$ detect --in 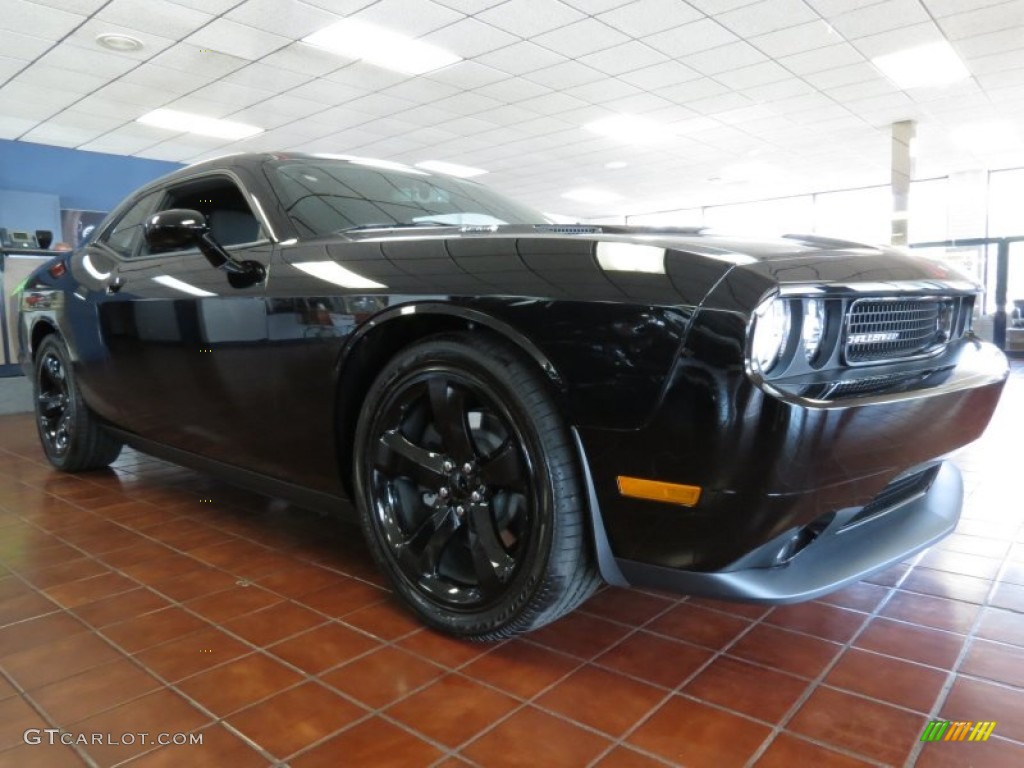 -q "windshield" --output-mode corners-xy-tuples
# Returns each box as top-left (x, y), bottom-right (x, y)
(265, 158), (548, 237)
